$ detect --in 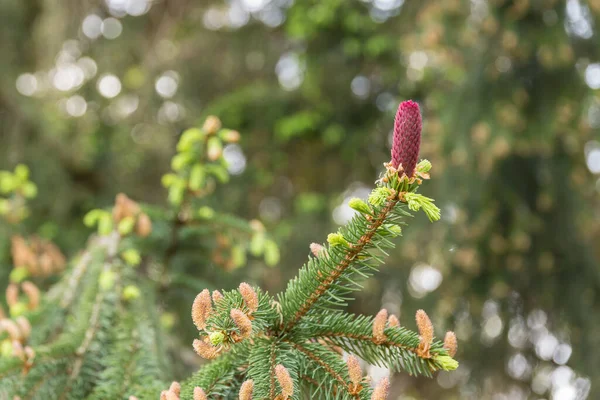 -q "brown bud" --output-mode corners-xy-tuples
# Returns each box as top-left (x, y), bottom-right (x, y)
(24, 346), (34, 362)
(11, 236), (29, 268)
(24, 246), (39, 273)
(275, 364), (294, 398)
(12, 340), (24, 360)
(416, 309), (433, 358)
(113, 193), (127, 222)
(309, 243), (324, 257)
(135, 213), (152, 237)
(230, 309), (252, 339)
(15, 317), (31, 340)
(371, 377), (390, 400)
(387, 315), (400, 328)
(46, 241), (66, 271)
(126, 199), (141, 217)
(249, 220), (265, 232)
(192, 289), (213, 331)
(372, 309), (388, 343)
(239, 379), (254, 400)
(346, 355), (362, 387)
(22, 345), (35, 373)
(239, 283), (258, 313)
(192, 339), (218, 359)
(6, 284), (19, 307)
(21, 281), (40, 310)
(203, 116), (222, 134)
(443, 331), (458, 357)
(223, 130), (240, 143)
(194, 387), (208, 400)
(169, 382), (181, 396)
(39, 254), (53, 275)
(160, 391), (178, 400)
(114, 193), (140, 222)
(212, 290), (224, 304)
(0, 319), (22, 341)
